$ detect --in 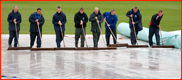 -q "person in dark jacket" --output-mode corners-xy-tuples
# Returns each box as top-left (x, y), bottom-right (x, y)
(52, 6), (67, 48)
(103, 9), (118, 46)
(149, 10), (163, 46)
(74, 7), (88, 47)
(7, 6), (22, 47)
(126, 6), (143, 45)
(89, 7), (103, 47)
(29, 8), (45, 48)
